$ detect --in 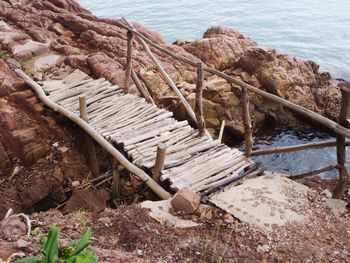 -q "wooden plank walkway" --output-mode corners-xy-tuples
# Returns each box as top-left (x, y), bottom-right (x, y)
(42, 70), (252, 195)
